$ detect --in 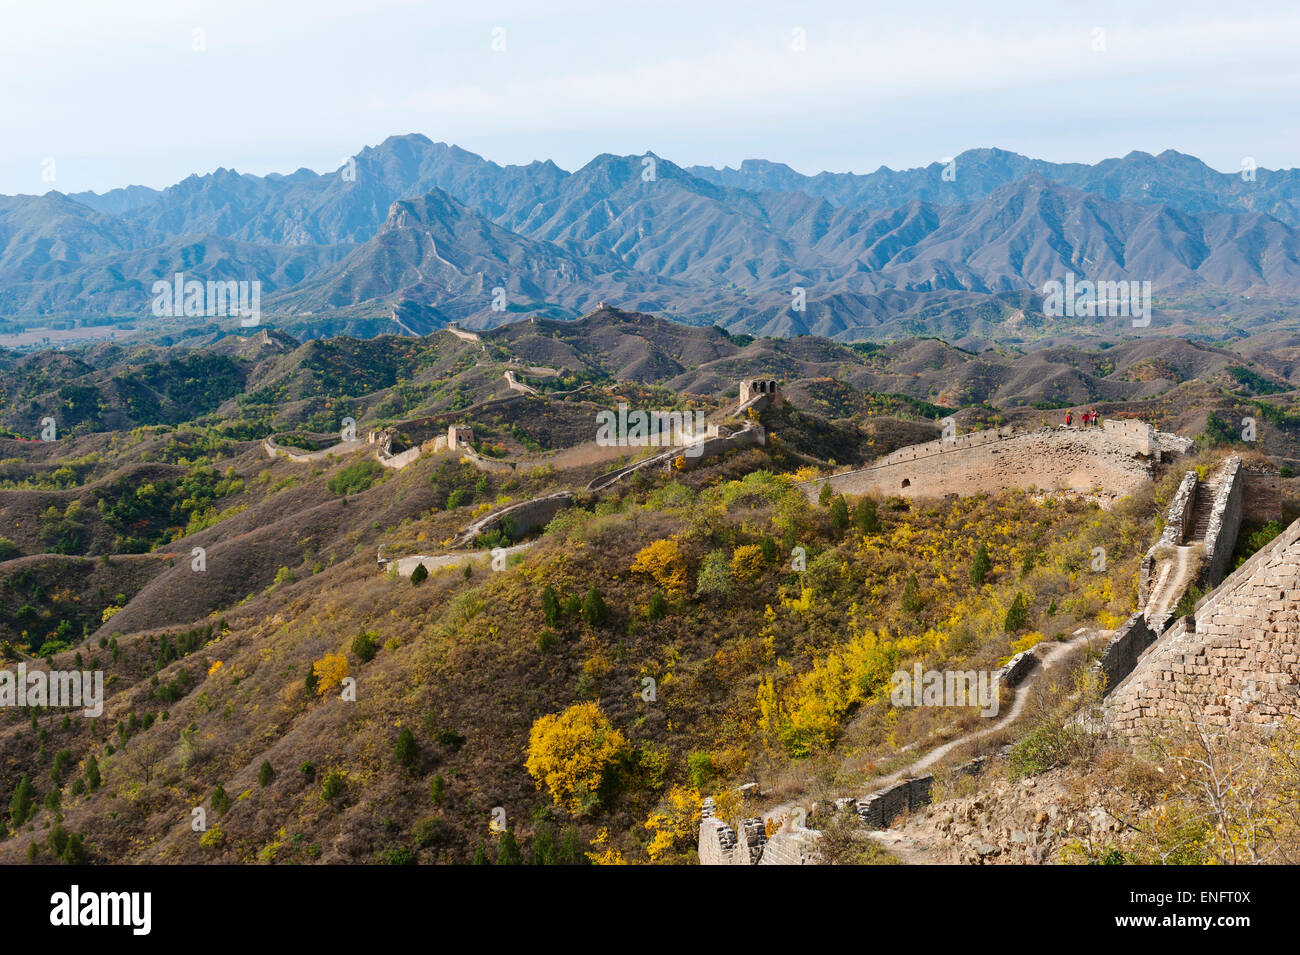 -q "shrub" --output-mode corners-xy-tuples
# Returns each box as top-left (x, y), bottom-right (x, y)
(350, 630), (378, 663)
(730, 544), (766, 581)
(541, 585), (561, 626)
(430, 774), (445, 805)
(312, 653), (349, 695)
(395, 727), (418, 769)
(970, 543), (991, 586)
(901, 575), (924, 614)
(580, 586), (607, 626)
(630, 539), (688, 595)
(495, 830), (522, 865)
(327, 459), (384, 496)
(412, 816), (447, 848)
(9, 774), (33, 828)
(647, 591), (668, 621)
(829, 496), (850, 531)
(257, 760), (275, 787)
(320, 769), (346, 801)
(687, 751), (714, 788)
(694, 550), (731, 597)
(1008, 722), (1089, 778)
(853, 498), (880, 534)
(409, 563), (429, 585)
(211, 785), (231, 815)
(445, 488), (471, 509)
